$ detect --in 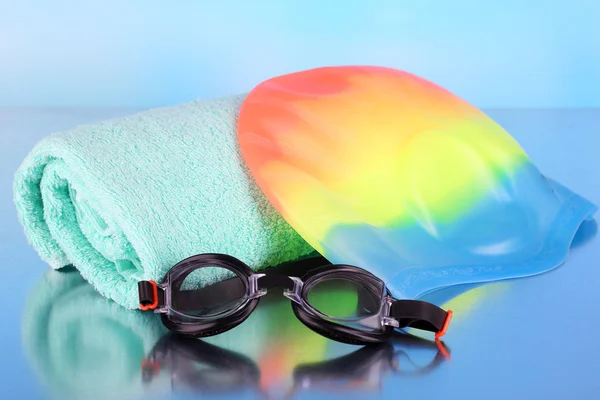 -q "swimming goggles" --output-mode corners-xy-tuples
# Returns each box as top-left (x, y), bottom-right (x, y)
(138, 254), (453, 345)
